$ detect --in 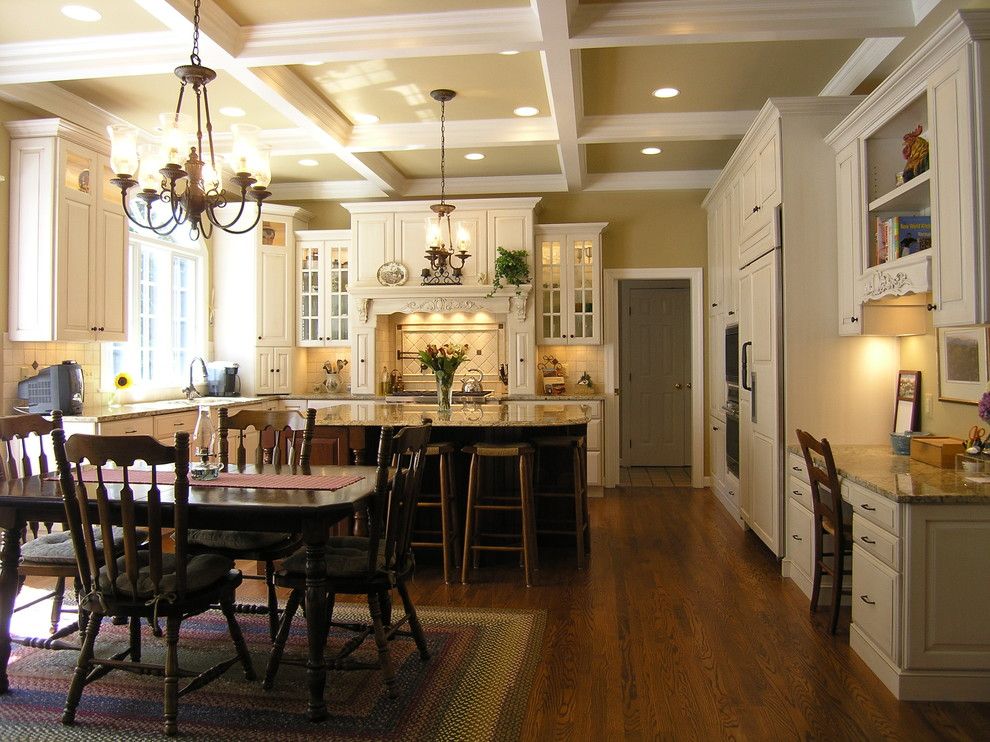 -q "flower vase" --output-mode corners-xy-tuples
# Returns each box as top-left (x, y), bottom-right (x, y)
(107, 391), (121, 409)
(435, 371), (455, 412)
